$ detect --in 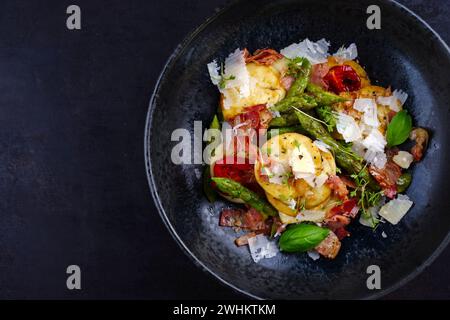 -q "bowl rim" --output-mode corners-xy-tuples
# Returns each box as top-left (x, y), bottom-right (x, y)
(144, 0), (450, 300)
